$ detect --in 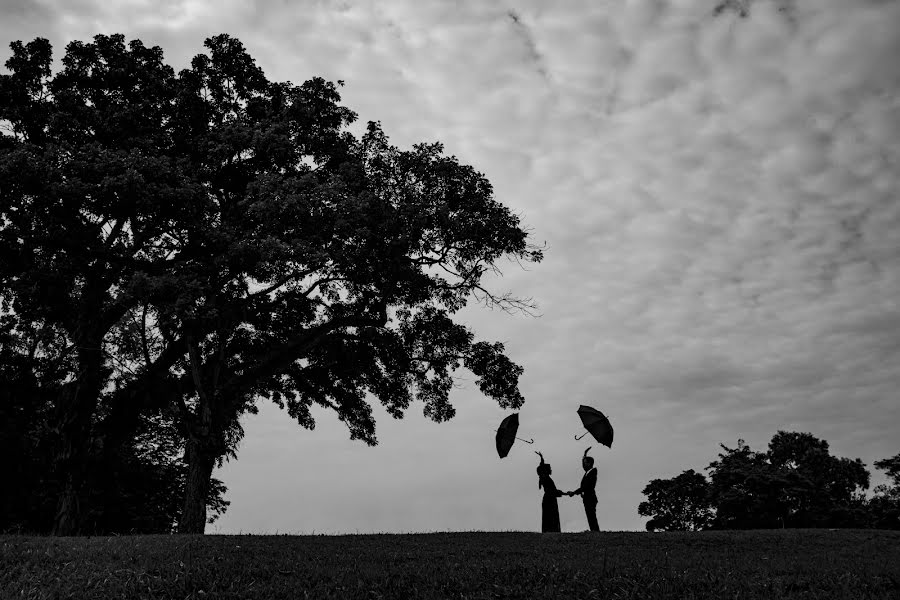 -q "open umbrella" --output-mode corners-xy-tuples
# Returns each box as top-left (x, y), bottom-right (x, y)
(495, 413), (534, 458)
(574, 405), (613, 448)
